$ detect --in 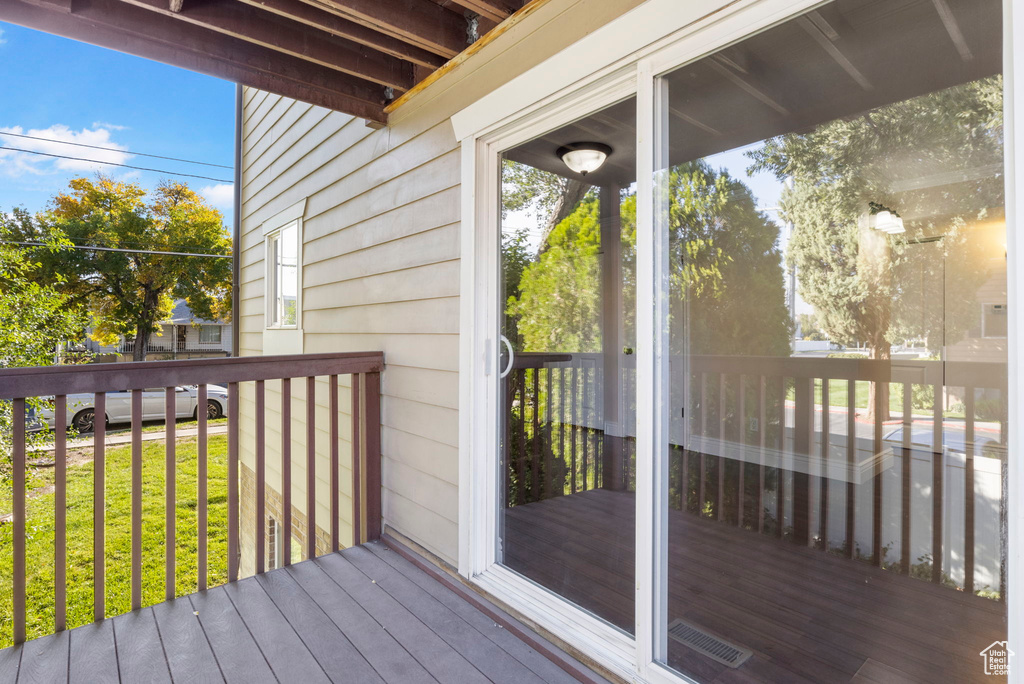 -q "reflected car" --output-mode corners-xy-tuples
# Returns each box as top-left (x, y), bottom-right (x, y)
(33, 385), (230, 433)
(883, 425), (1003, 457)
